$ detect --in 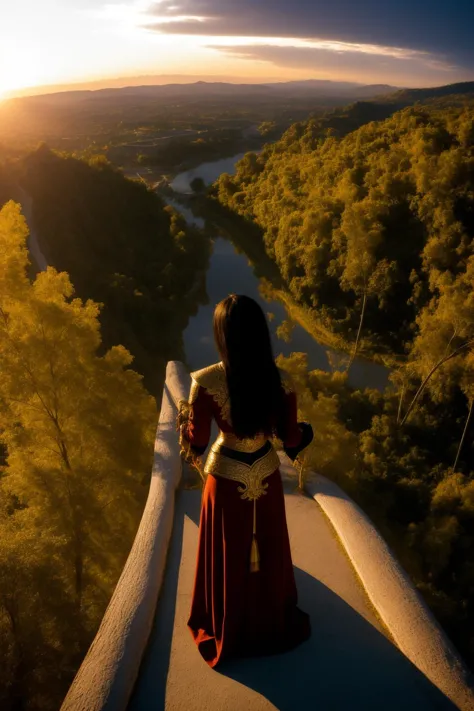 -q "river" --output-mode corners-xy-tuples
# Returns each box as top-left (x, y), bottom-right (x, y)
(171, 155), (390, 391)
